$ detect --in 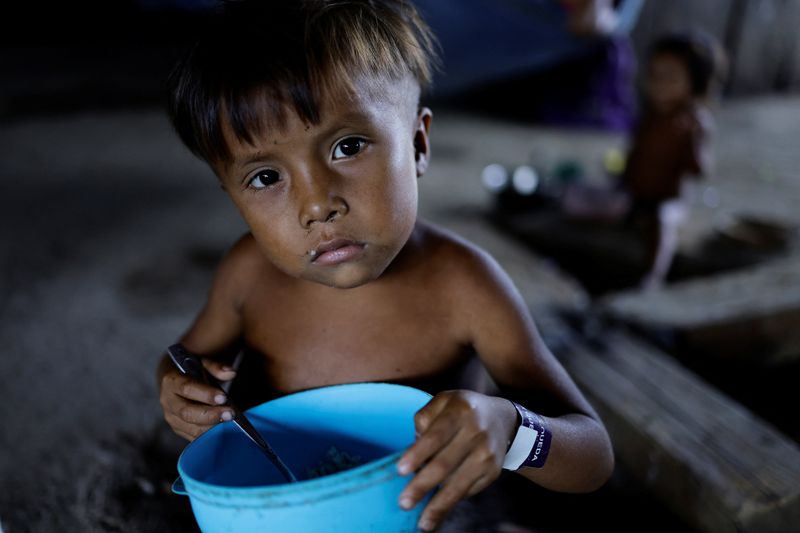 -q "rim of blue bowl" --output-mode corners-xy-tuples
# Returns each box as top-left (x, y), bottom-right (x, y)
(177, 382), (430, 502)
(179, 450), (408, 506)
